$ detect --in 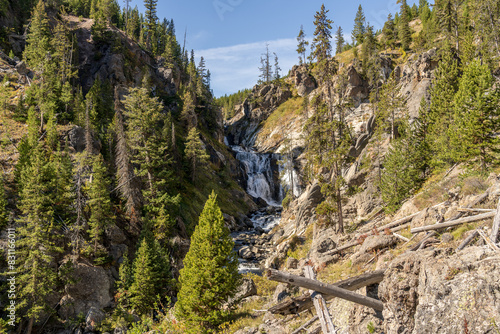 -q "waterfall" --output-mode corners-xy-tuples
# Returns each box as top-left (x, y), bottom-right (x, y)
(232, 146), (282, 206)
